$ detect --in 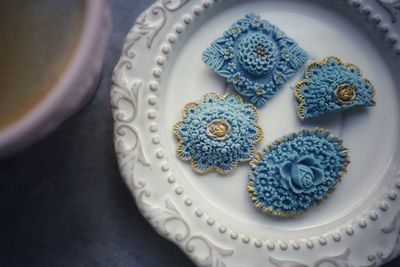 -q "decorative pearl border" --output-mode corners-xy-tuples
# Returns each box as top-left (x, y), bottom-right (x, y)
(140, 0), (400, 252)
(347, 0), (400, 55)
